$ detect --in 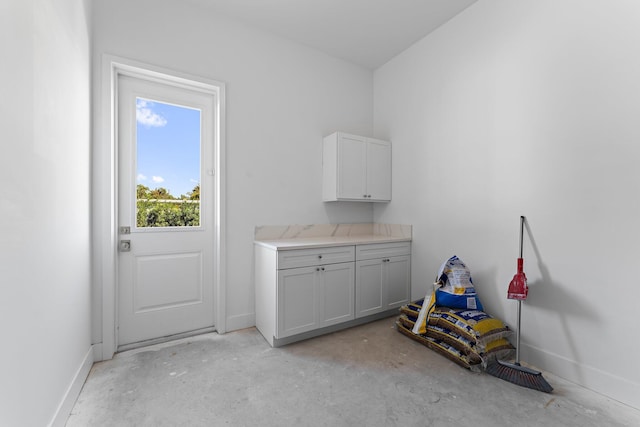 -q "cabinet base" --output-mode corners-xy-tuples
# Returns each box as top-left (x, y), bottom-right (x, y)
(260, 308), (401, 348)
